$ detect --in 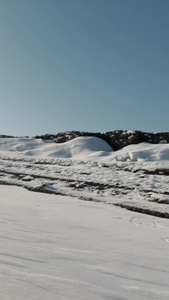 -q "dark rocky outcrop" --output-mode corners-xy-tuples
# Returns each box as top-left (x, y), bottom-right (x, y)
(35, 130), (169, 151)
(0, 134), (14, 138)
